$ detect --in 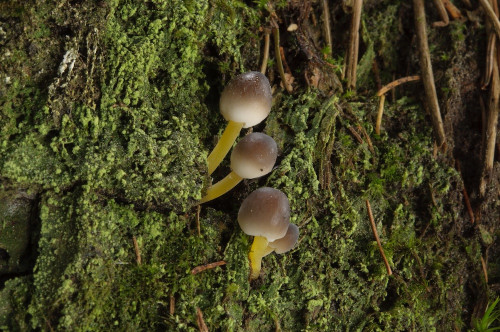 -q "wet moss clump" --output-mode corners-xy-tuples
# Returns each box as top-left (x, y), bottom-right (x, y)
(0, 0), (495, 331)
